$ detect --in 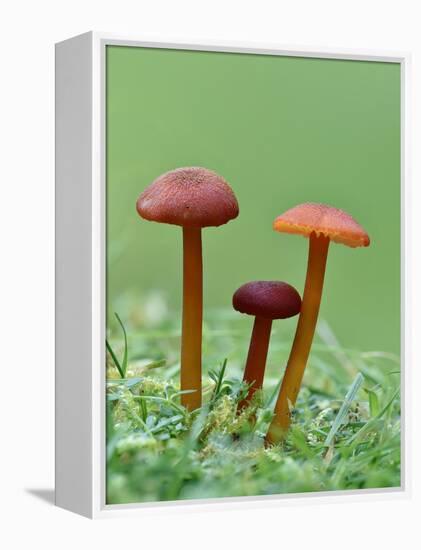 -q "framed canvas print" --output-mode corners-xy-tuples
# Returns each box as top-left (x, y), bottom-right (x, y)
(55, 32), (409, 518)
